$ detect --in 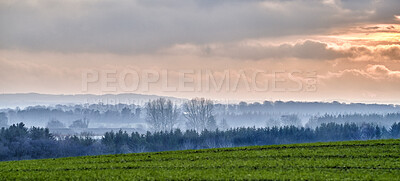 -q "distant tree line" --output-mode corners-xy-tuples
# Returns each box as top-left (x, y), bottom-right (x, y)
(2, 100), (400, 129)
(0, 123), (101, 161)
(101, 122), (396, 154)
(306, 113), (400, 128)
(1, 121), (400, 161)
(1, 104), (141, 128)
